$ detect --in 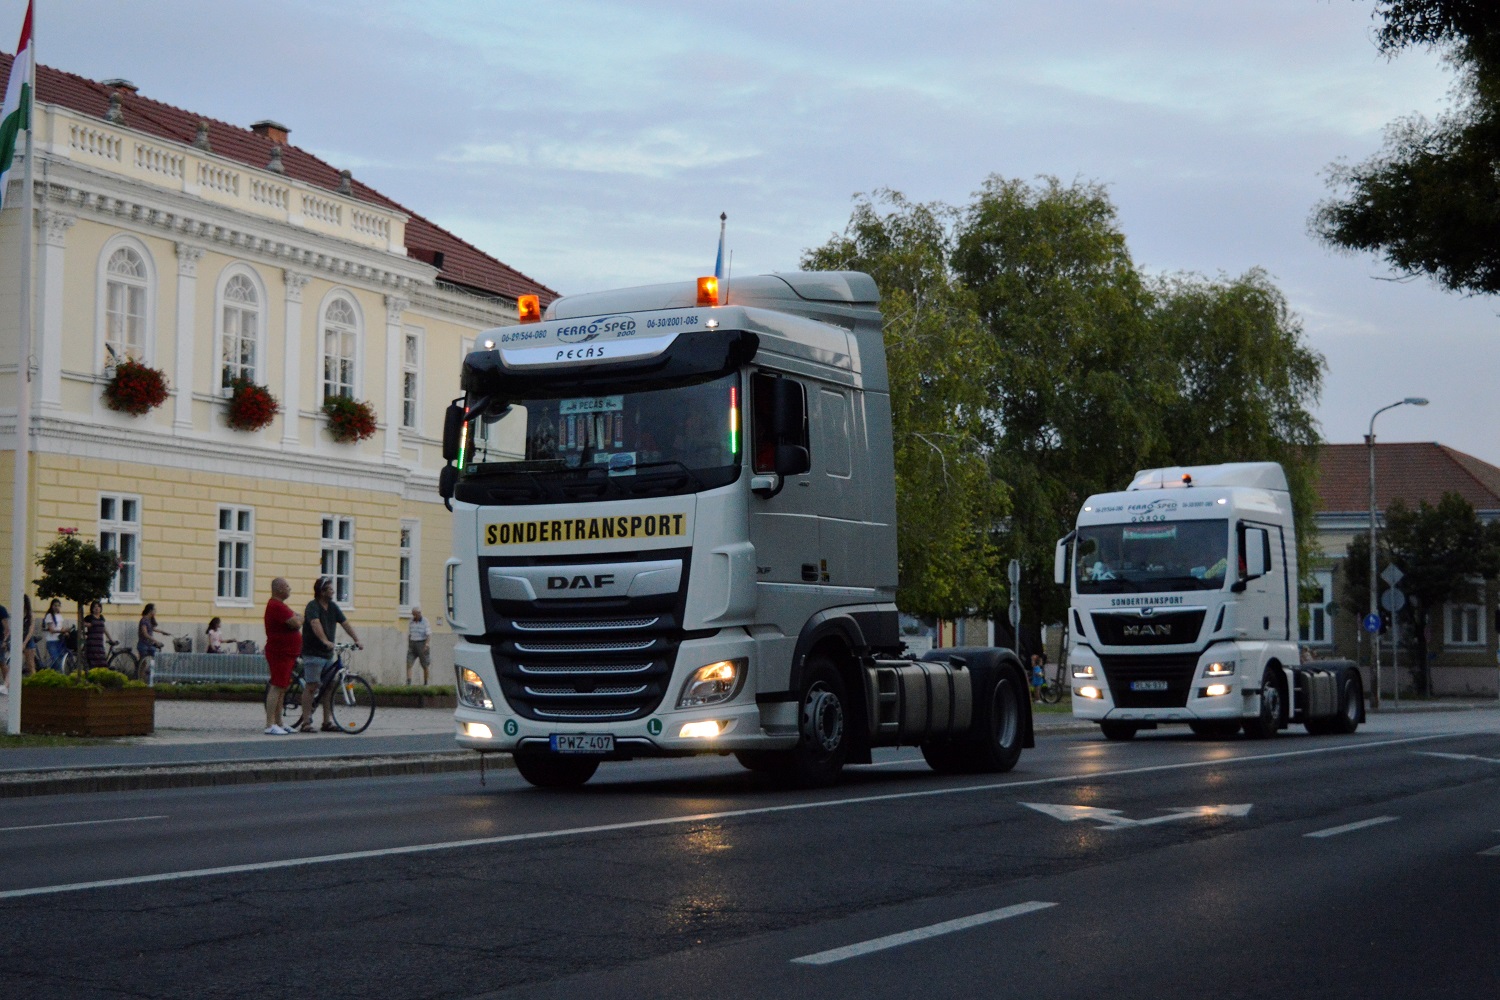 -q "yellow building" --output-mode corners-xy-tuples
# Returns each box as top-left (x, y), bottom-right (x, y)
(0, 61), (555, 681)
